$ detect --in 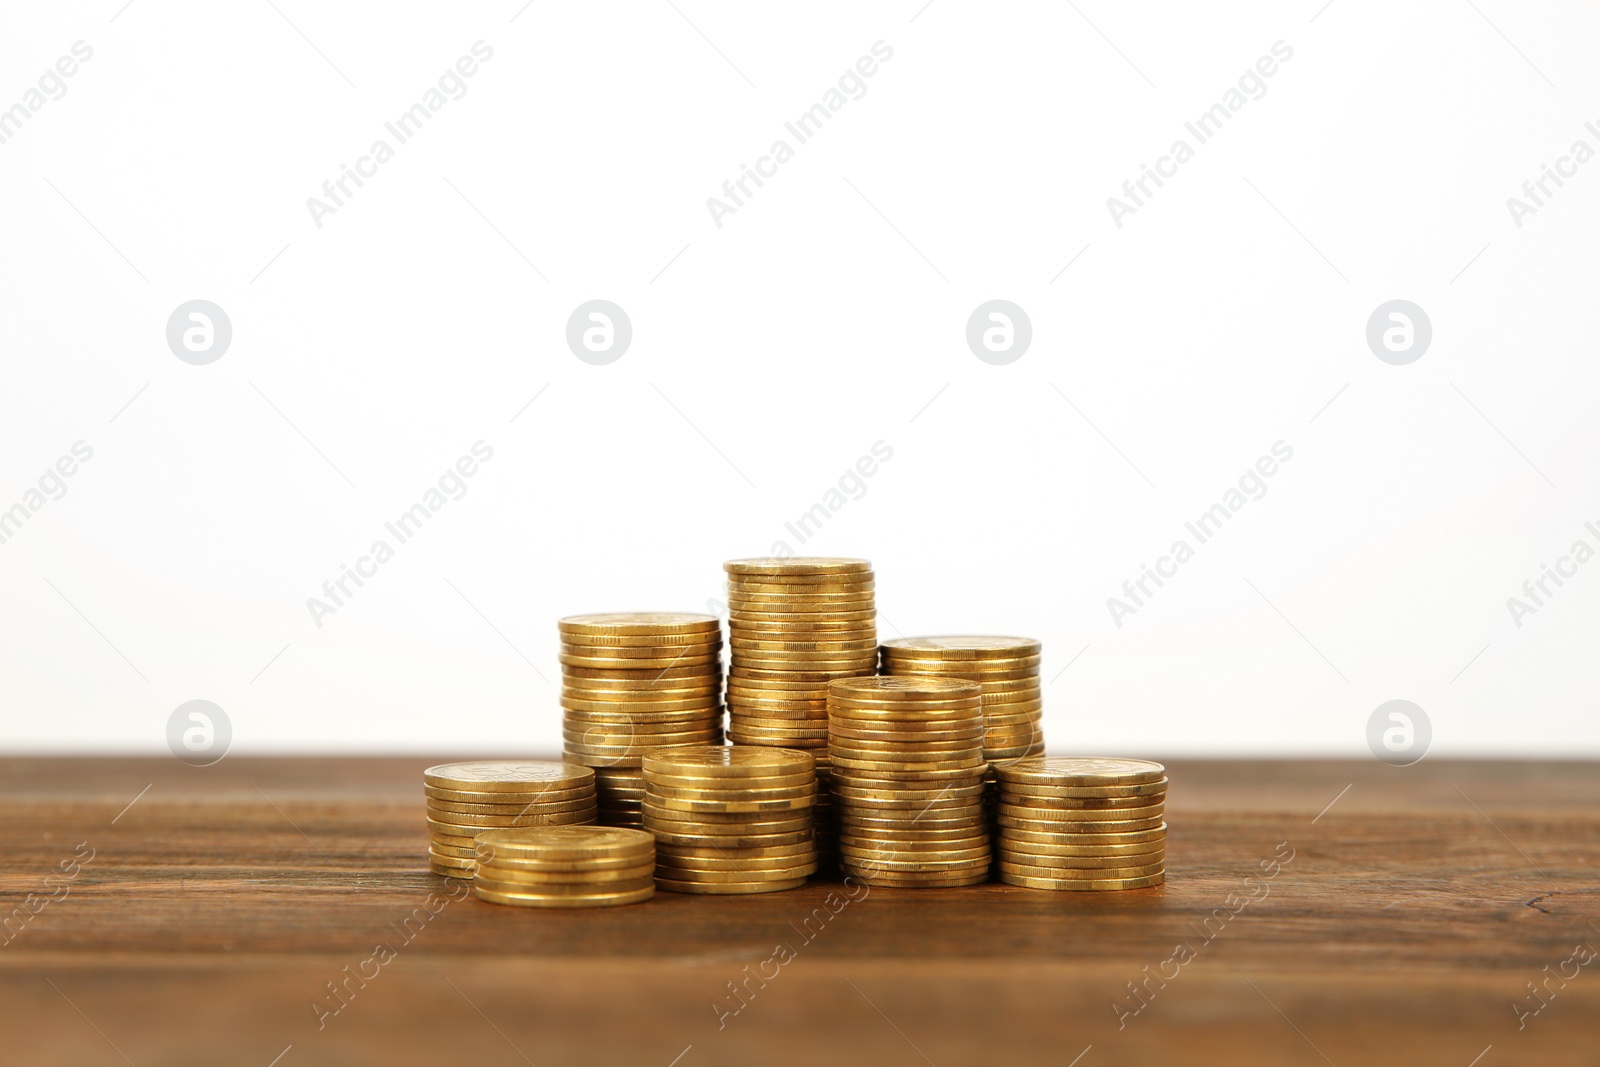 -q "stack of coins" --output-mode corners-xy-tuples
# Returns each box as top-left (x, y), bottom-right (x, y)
(880, 637), (1045, 762)
(827, 677), (991, 887)
(724, 557), (878, 865)
(422, 761), (597, 878)
(559, 613), (725, 827)
(641, 746), (818, 894)
(472, 826), (656, 908)
(994, 757), (1167, 891)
